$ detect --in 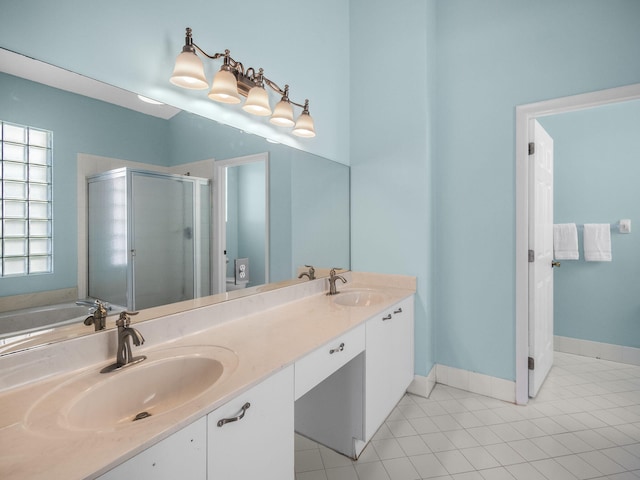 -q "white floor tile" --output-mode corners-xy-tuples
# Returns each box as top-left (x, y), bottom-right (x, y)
(396, 435), (430, 457)
(459, 446), (501, 470)
(319, 446), (353, 469)
(296, 449), (325, 473)
(443, 429), (480, 449)
(354, 460), (391, 480)
(478, 466), (516, 480)
(373, 438), (407, 460)
(507, 438), (549, 461)
(505, 462), (548, 480)
(530, 435), (573, 457)
(530, 458), (579, 480)
(554, 453), (604, 479)
(408, 453), (449, 478)
(294, 353), (640, 480)
(325, 465), (358, 480)
(578, 450), (627, 476)
(297, 469), (329, 480)
(408, 416), (441, 434)
(483, 443), (526, 466)
(434, 450), (475, 475)
(381, 457), (421, 480)
(465, 426), (503, 446)
(421, 432), (458, 452)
